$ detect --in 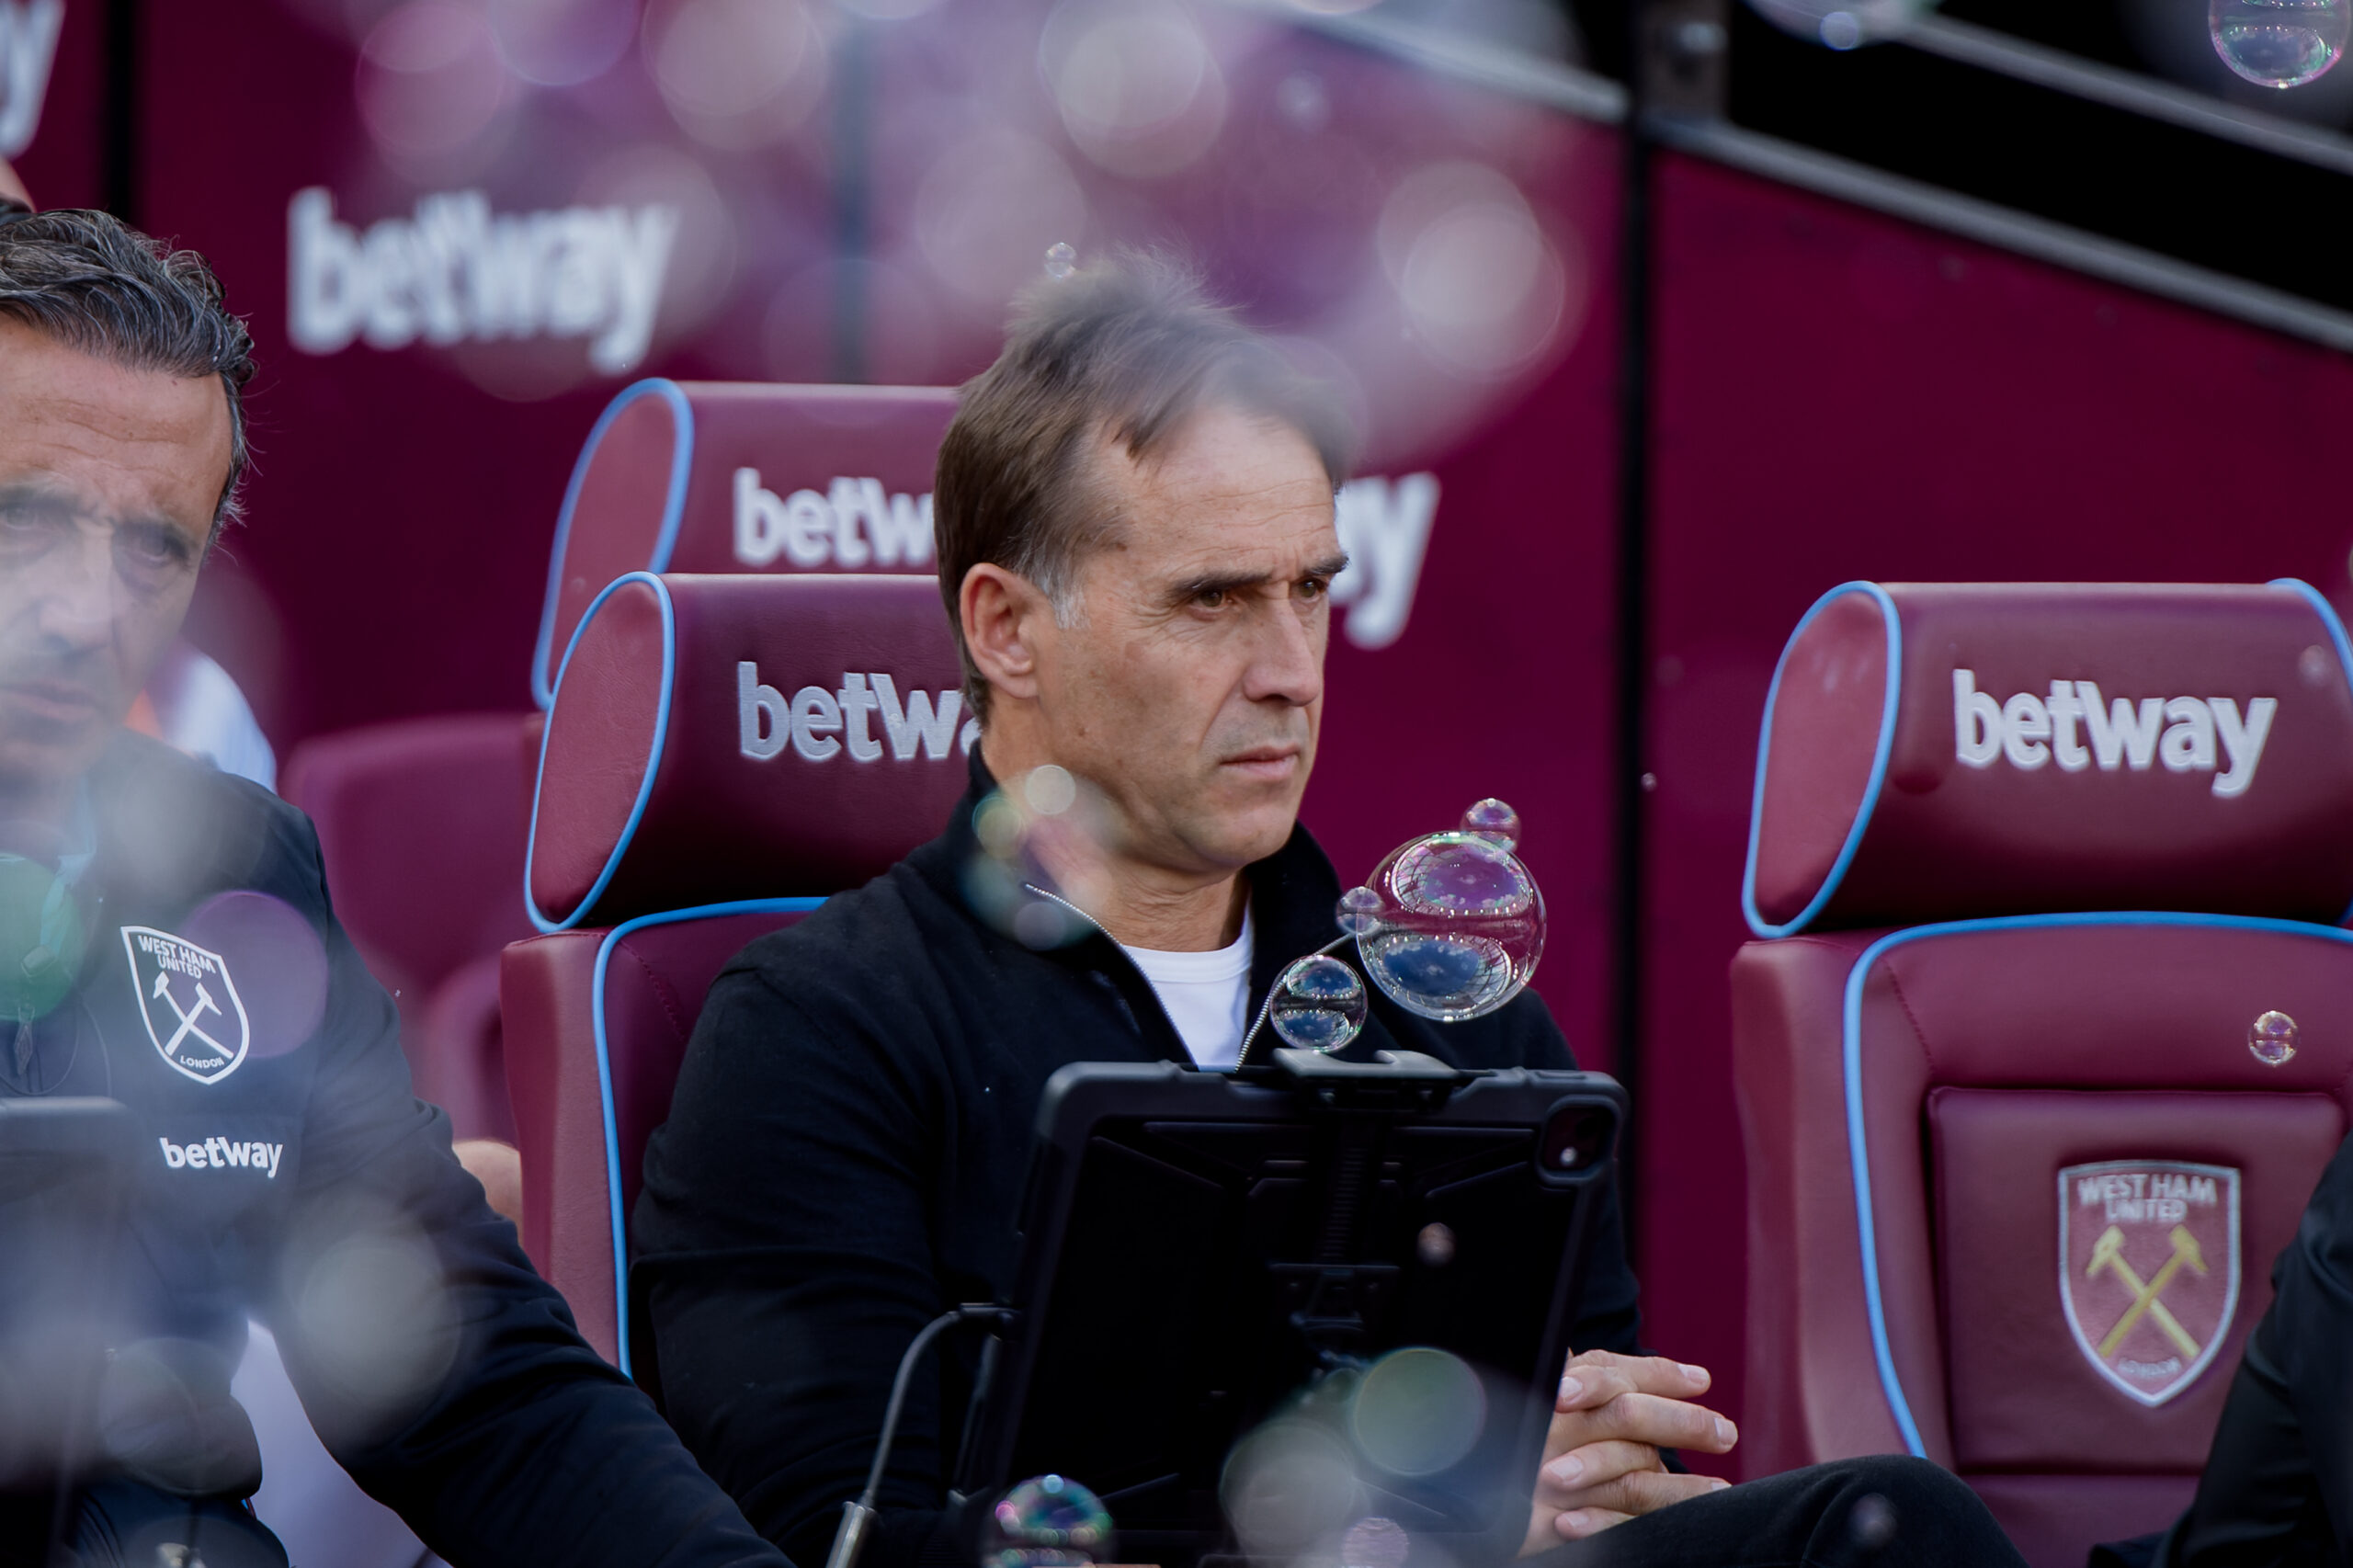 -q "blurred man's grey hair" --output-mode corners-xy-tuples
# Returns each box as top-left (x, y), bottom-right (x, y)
(933, 250), (1353, 721)
(0, 204), (256, 534)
